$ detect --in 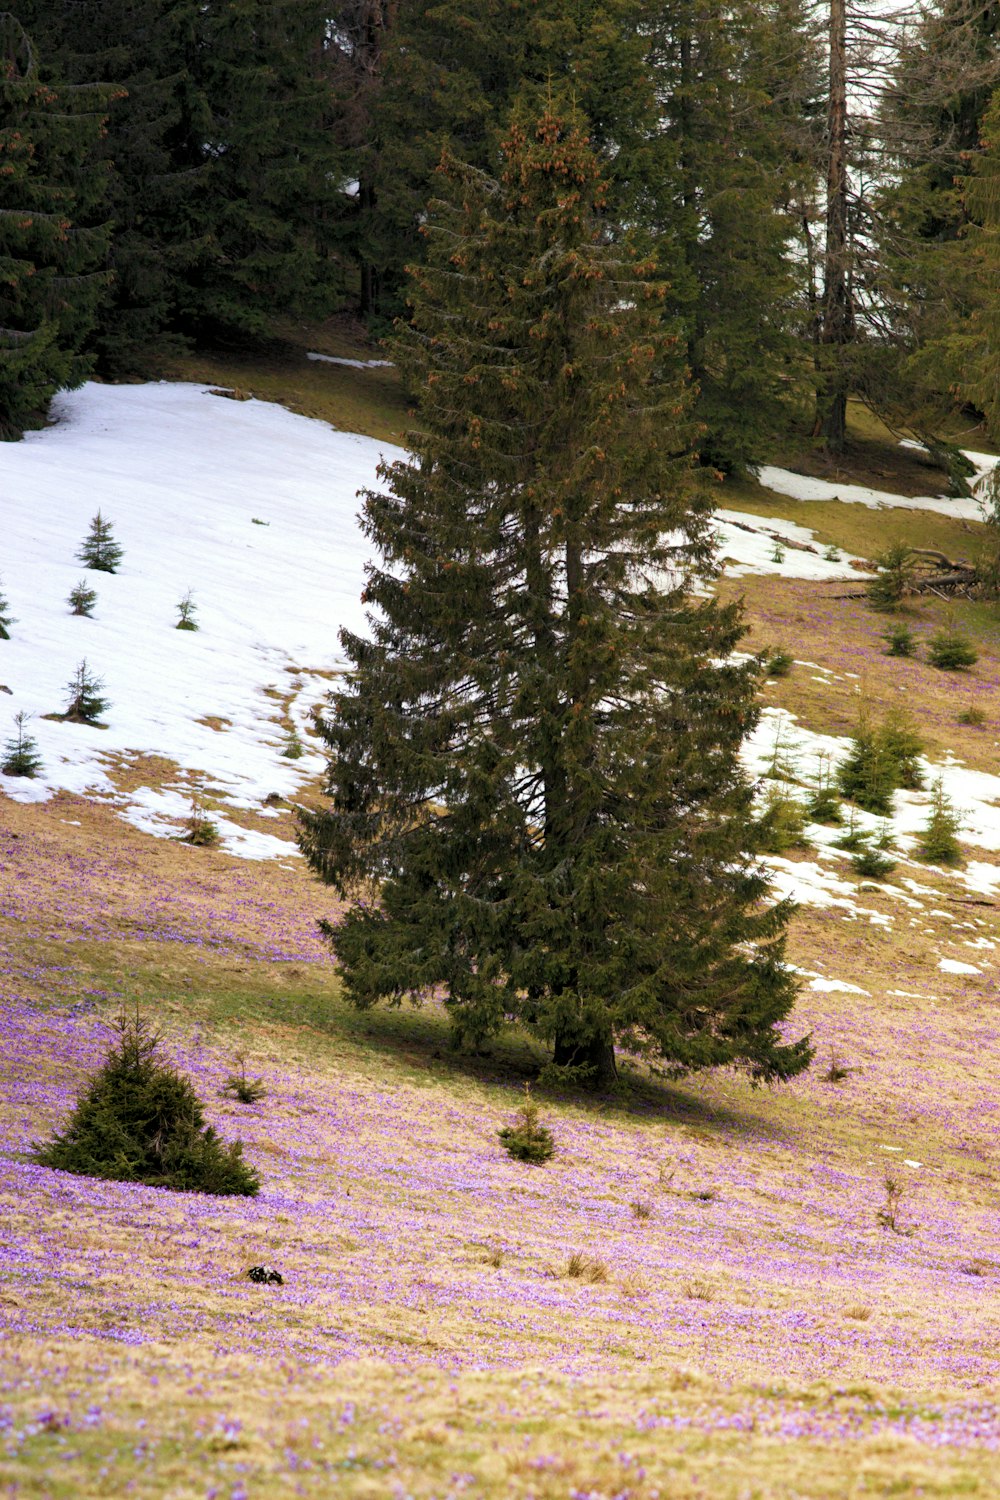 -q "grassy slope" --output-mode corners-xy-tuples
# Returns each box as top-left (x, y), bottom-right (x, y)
(2, 347), (999, 1499)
